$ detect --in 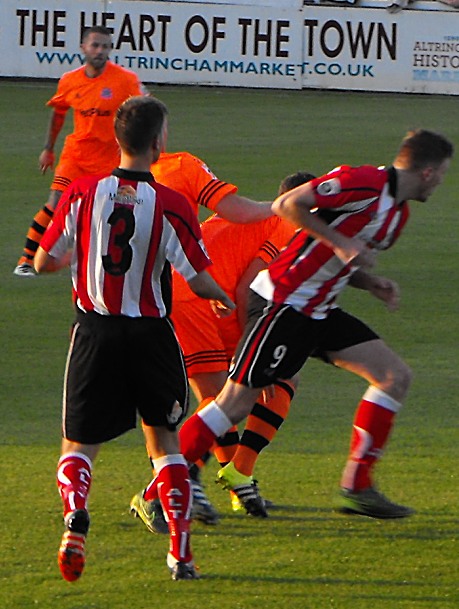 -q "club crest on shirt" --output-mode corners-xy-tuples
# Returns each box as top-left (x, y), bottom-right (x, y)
(101, 88), (113, 99)
(112, 185), (142, 205)
(167, 400), (184, 425)
(317, 178), (341, 196)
